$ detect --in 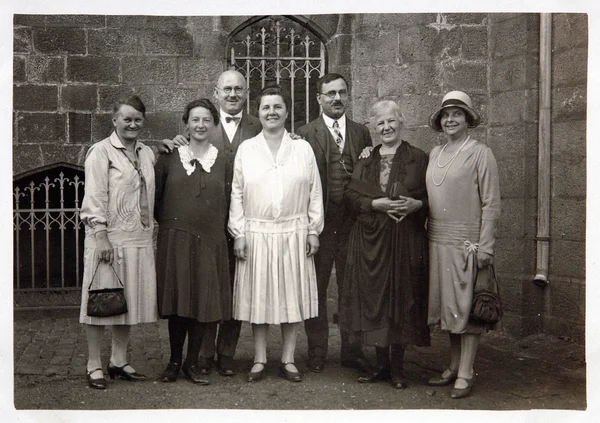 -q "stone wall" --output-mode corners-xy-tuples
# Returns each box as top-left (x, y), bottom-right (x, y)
(12, 13), (587, 341)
